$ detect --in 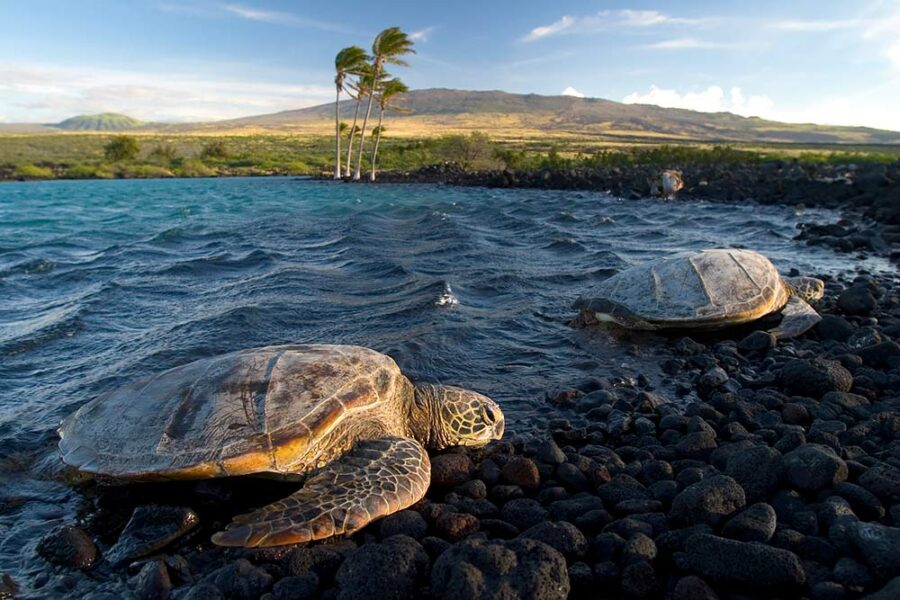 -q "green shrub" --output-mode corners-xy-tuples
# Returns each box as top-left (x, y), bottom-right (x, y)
(64, 164), (102, 179)
(118, 164), (174, 178)
(148, 144), (178, 163)
(177, 158), (216, 177)
(281, 161), (313, 175)
(14, 163), (54, 180)
(200, 140), (229, 160)
(104, 135), (140, 161)
(436, 132), (503, 170)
